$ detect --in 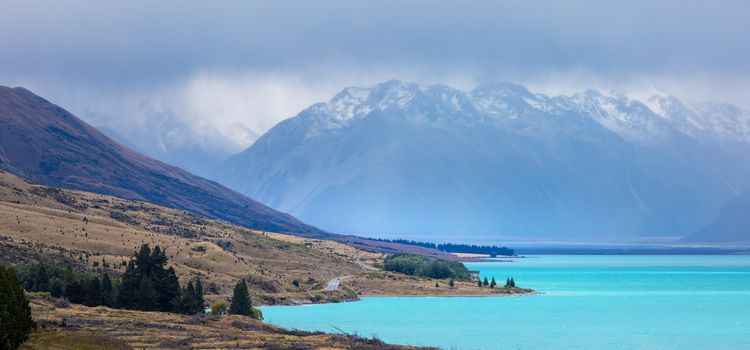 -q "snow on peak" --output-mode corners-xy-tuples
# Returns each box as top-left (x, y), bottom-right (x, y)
(297, 80), (750, 145)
